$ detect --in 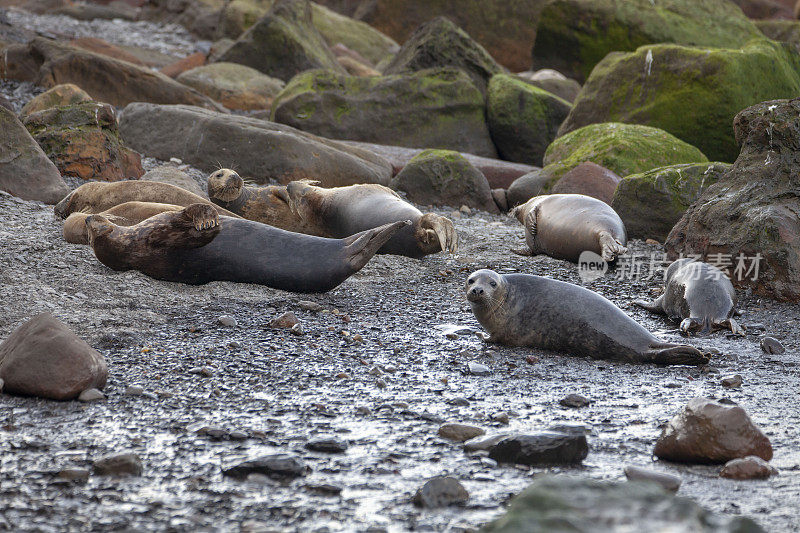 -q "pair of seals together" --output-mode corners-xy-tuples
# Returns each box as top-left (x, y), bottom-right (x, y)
(466, 269), (710, 365)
